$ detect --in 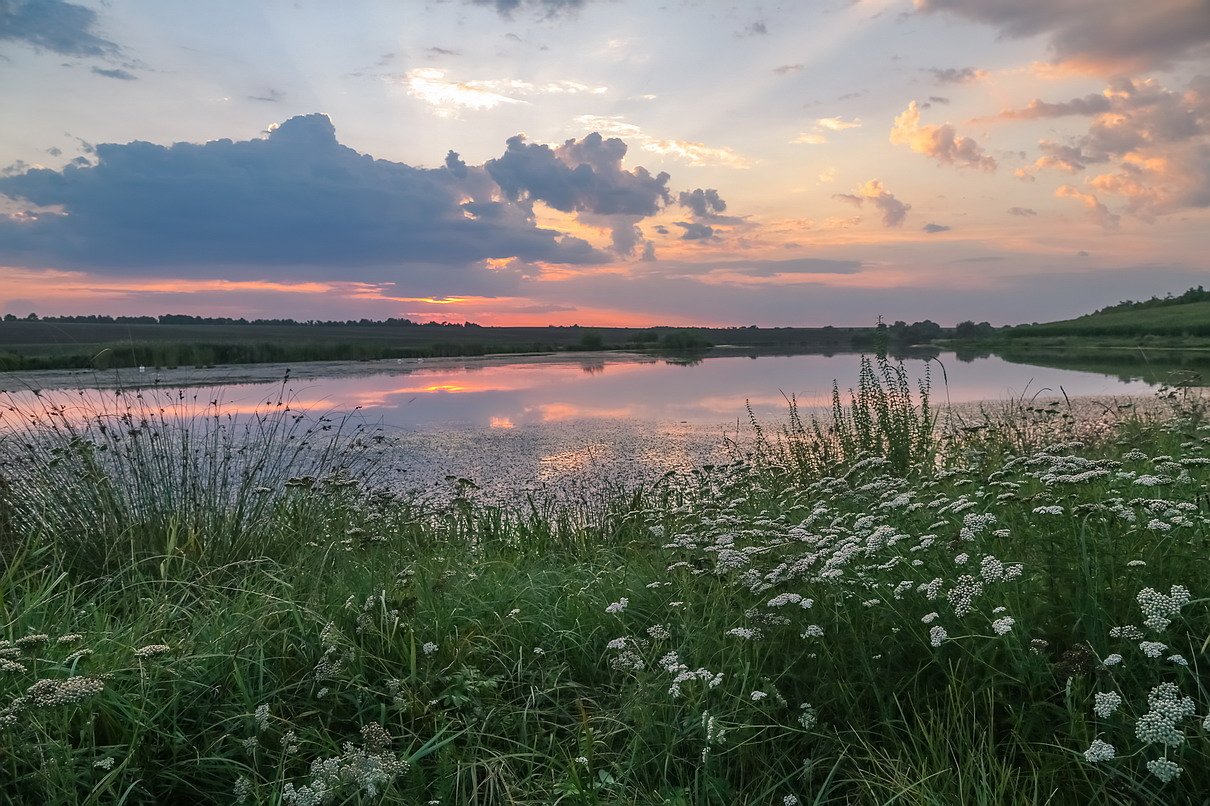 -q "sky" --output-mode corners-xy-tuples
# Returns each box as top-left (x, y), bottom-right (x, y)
(0, 0), (1208, 327)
